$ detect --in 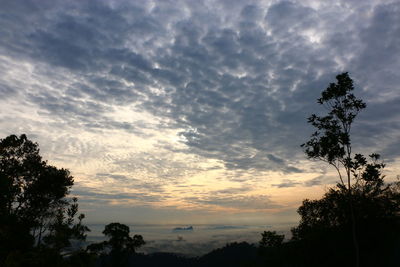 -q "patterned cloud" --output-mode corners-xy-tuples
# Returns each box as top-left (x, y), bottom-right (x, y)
(1, 0), (399, 223)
